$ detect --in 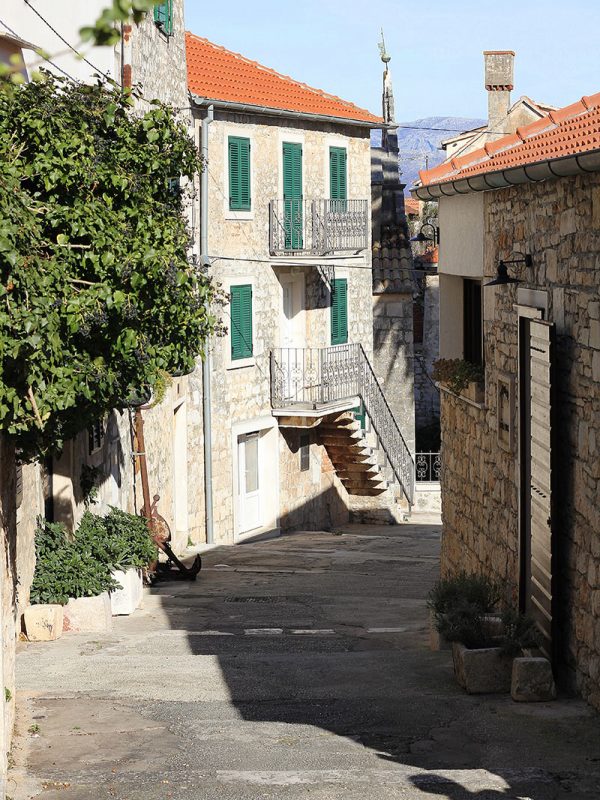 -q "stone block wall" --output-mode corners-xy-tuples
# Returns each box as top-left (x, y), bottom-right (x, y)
(440, 172), (600, 709)
(415, 275), (440, 433)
